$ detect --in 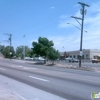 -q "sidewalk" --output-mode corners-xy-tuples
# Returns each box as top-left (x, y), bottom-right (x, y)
(0, 75), (66, 100)
(0, 87), (22, 100)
